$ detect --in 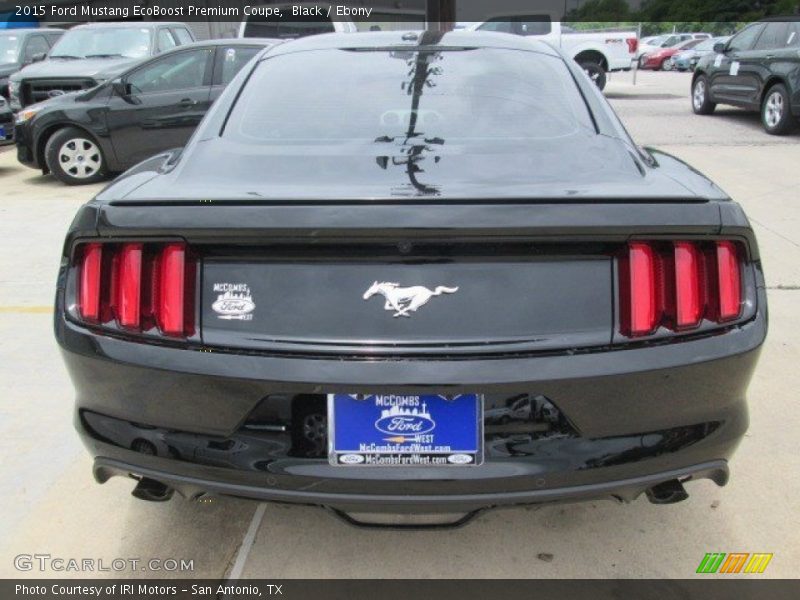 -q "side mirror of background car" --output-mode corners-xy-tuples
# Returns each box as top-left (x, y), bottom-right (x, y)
(713, 42), (726, 54)
(112, 78), (140, 104)
(21, 52), (46, 67)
